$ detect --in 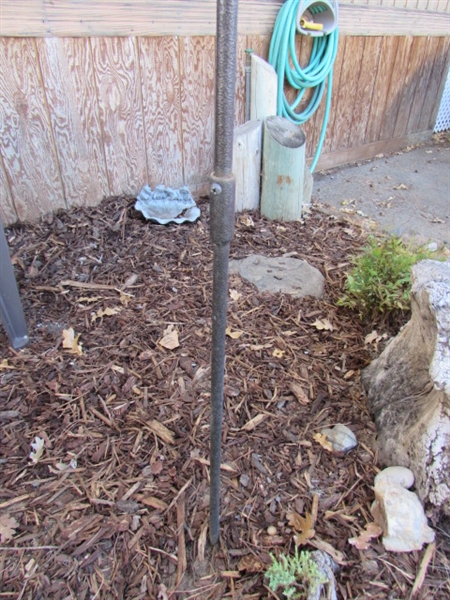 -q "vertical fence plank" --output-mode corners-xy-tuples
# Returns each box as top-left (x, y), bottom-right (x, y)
(331, 37), (366, 152)
(91, 36), (146, 196)
(419, 36), (450, 130)
(245, 35), (271, 62)
(322, 36), (346, 155)
(296, 36), (319, 157)
(139, 36), (184, 188)
(379, 36), (414, 141)
(392, 36), (429, 138)
(426, 0), (441, 10)
(0, 156), (17, 225)
(406, 37), (435, 134)
(351, 36), (383, 148)
(235, 35), (248, 127)
(364, 36), (398, 143)
(0, 38), (65, 222)
(179, 36), (216, 186)
(36, 37), (110, 208)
